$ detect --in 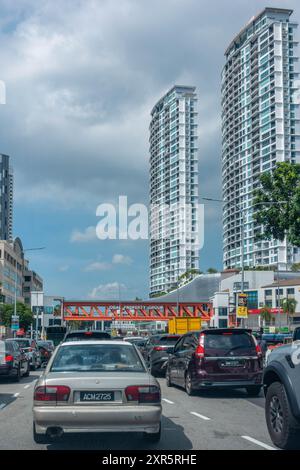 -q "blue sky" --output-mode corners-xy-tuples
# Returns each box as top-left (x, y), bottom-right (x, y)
(1, 0), (299, 300)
